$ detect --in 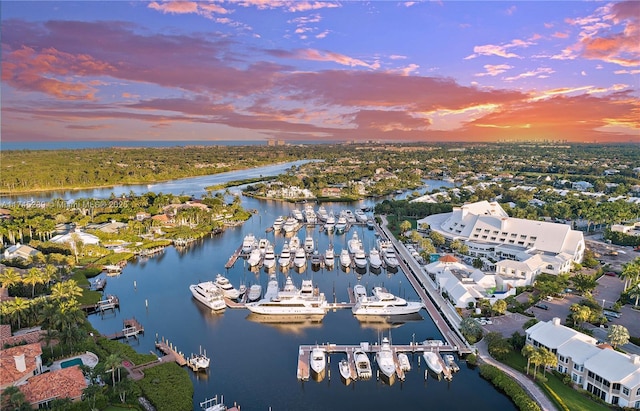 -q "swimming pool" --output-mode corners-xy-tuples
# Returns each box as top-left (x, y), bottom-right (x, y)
(60, 357), (83, 368)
